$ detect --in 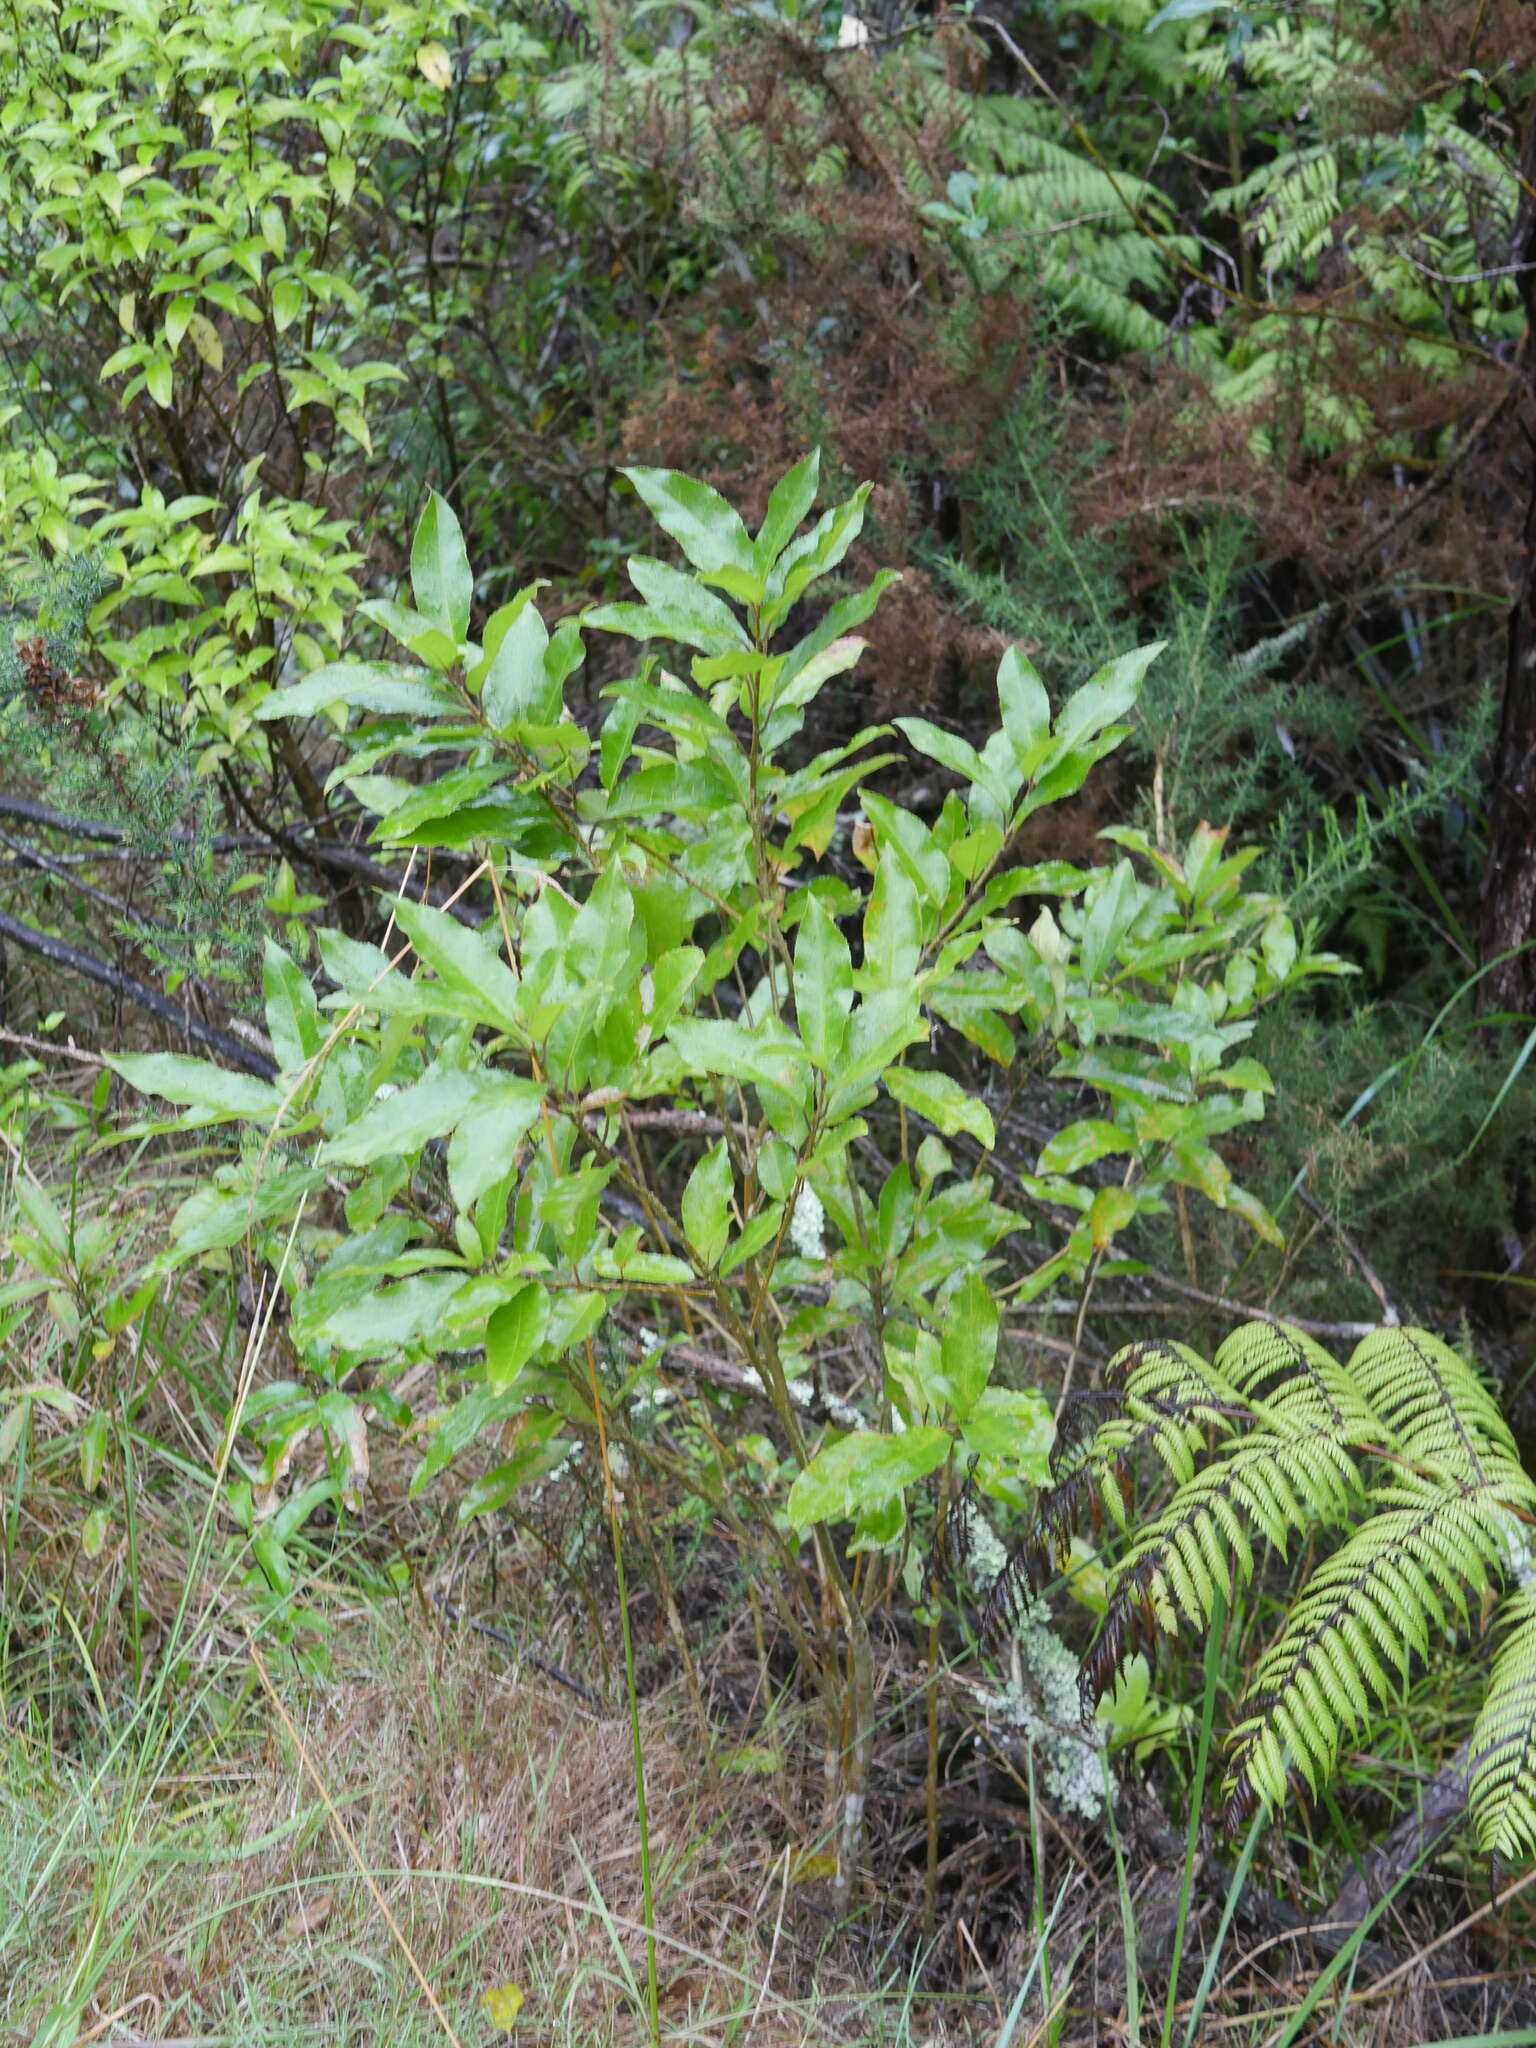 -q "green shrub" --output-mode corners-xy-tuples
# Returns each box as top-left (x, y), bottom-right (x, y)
(102, 455), (1340, 1905)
